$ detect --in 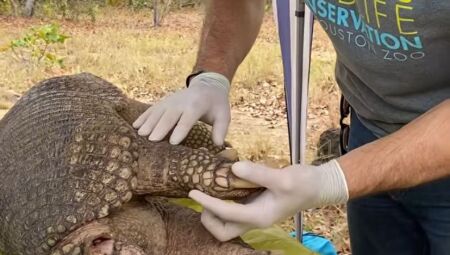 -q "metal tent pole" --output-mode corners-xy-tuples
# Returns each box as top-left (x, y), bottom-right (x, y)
(292, 0), (305, 242)
(273, 0), (313, 244)
(292, 0), (314, 243)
